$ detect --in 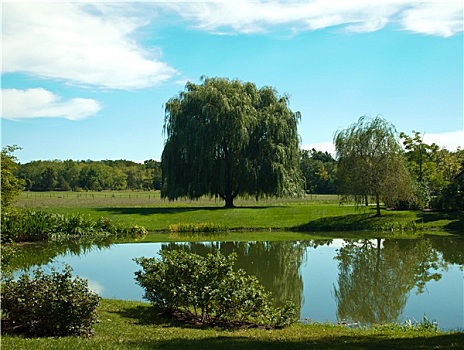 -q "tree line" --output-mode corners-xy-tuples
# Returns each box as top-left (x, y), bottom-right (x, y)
(14, 151), (337, 194)
(15, 159), (162, 192)
(11, 138), (463, 210)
